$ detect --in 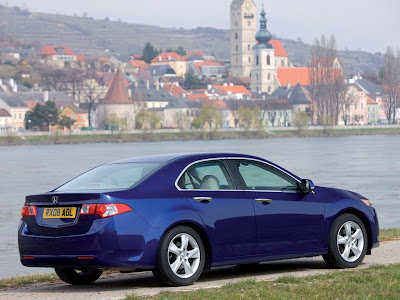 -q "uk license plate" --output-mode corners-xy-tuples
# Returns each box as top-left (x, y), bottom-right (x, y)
(43, 207), (76, 219)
